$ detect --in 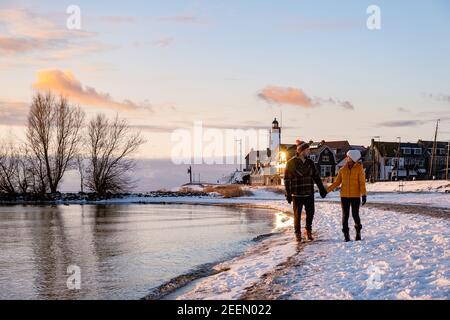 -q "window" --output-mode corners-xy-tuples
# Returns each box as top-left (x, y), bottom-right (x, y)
(439, 148), (446, 155)
(322, 155), (330, 162)
(309, 155), (316, 161)
(320, 165), (332, 177)
(402, 148), (411, 155)
(414, 148), (422, 155)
